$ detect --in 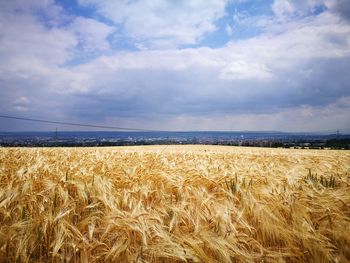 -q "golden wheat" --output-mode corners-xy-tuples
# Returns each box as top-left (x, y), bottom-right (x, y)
(0, 145), (349, 262)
